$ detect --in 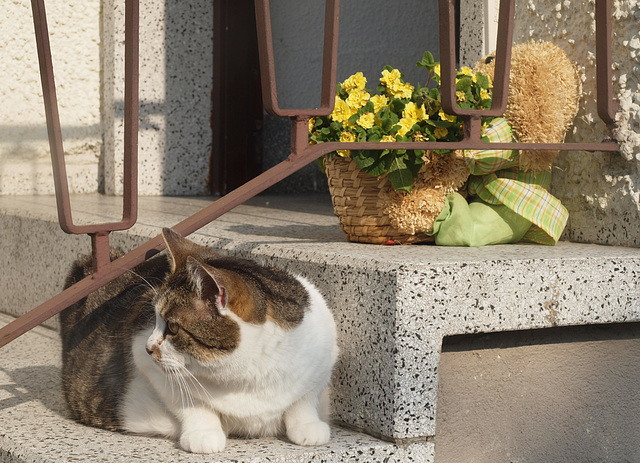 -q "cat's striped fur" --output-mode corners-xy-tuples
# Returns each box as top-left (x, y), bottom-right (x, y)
(60, 228), (338, 453)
